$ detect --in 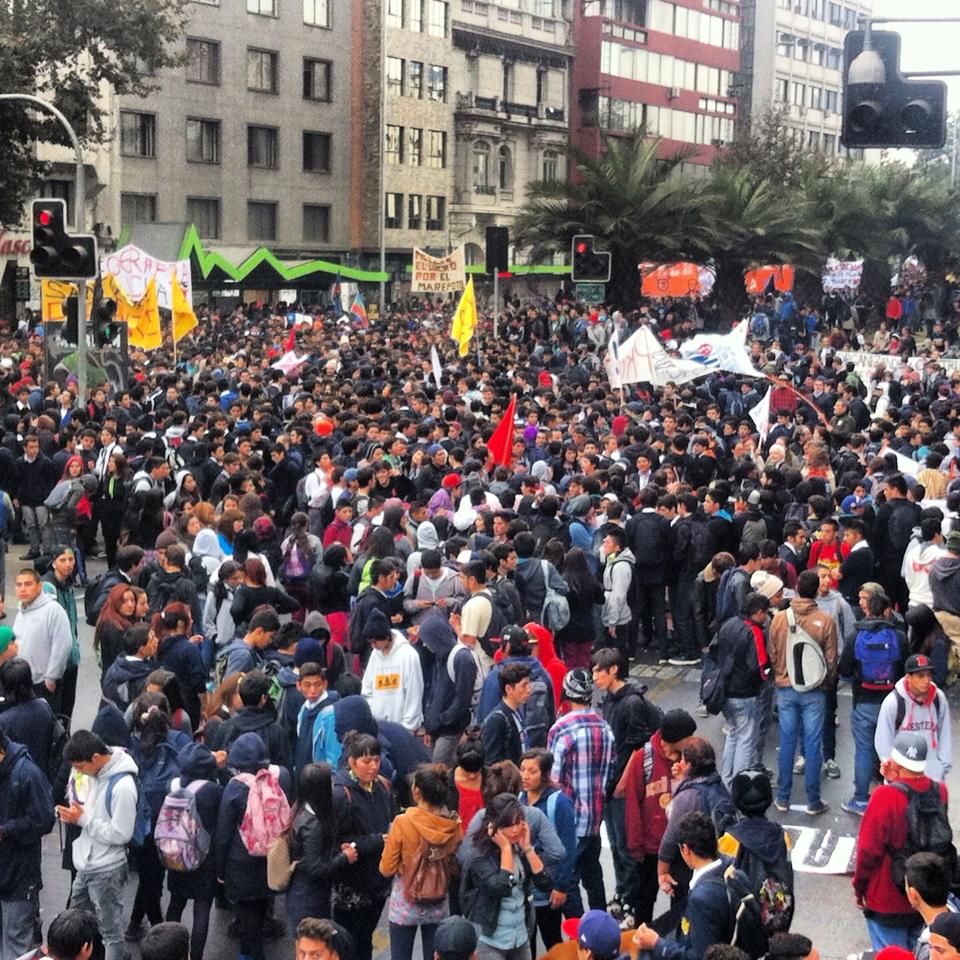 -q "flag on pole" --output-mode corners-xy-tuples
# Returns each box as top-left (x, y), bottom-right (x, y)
(750, 385), (772, 444)
(124, 279), (162, 351)
(430, 344), (443, 390)
(678, 322), (757, 377)
(618, 325), (704, 387)
(351, 291), (368, 328)
(486, 393), (517, 467)
(284, 326), (296, 353)
(450, 276), (477, 357)
(604, 331), (622, 390)
(171, 273), (198, 343)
